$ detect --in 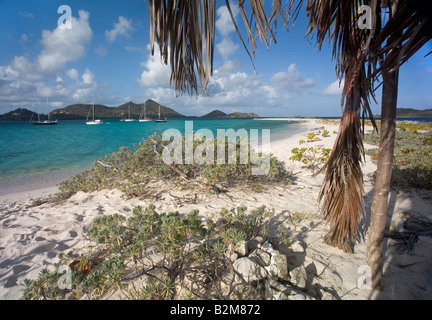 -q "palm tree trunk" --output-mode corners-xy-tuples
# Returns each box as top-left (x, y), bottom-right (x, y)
(366, 0), (400, 288)
(366, 65), (399, 288)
